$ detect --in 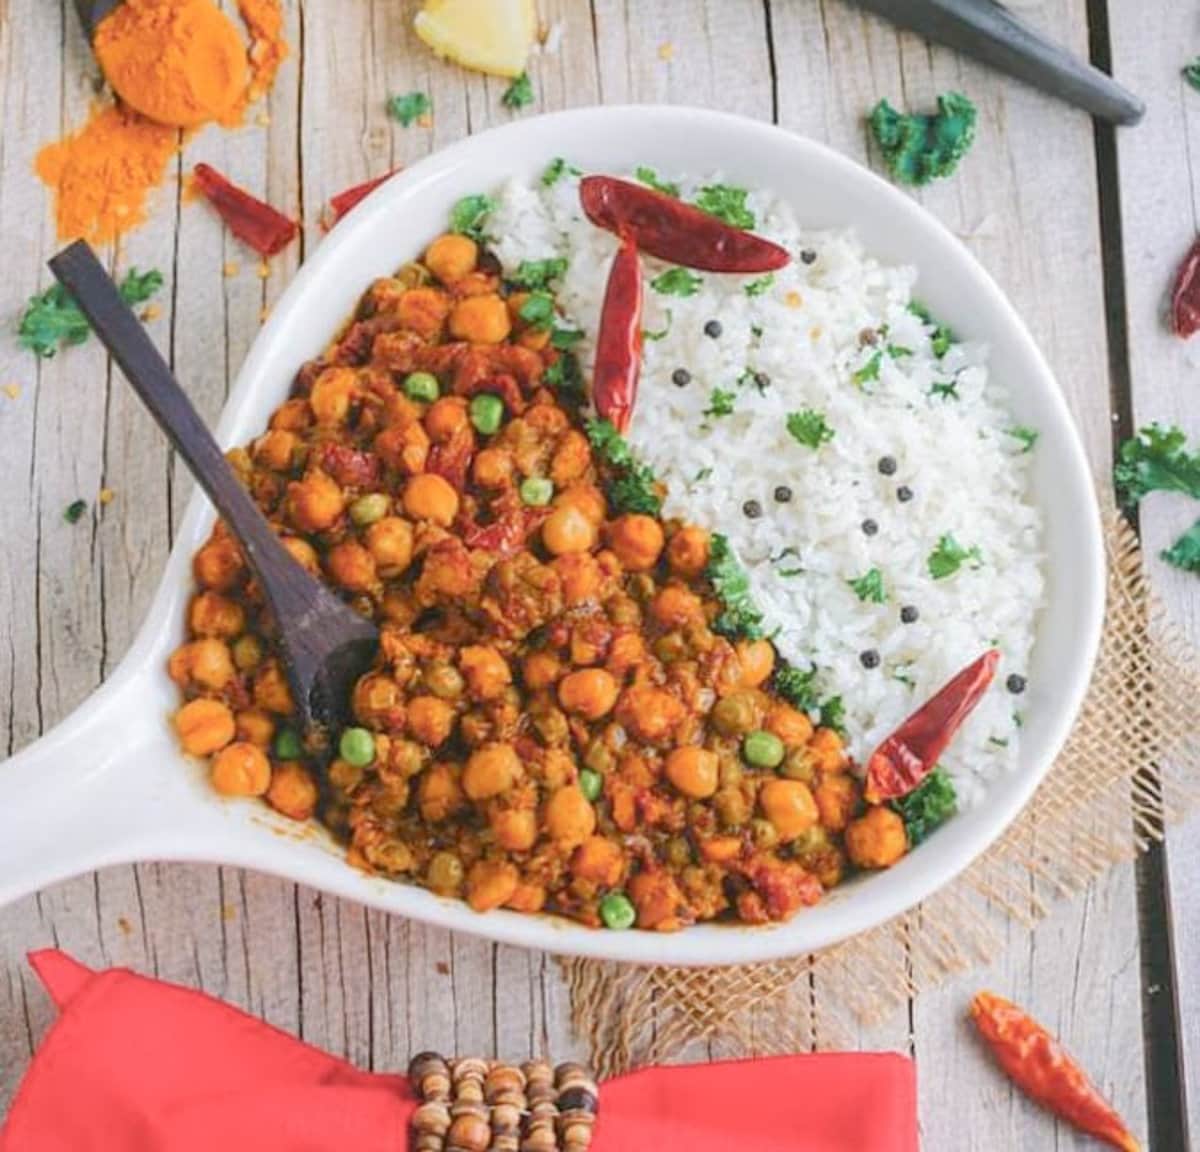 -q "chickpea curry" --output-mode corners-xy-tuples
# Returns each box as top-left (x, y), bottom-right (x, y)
(170, 184), (991, 931)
